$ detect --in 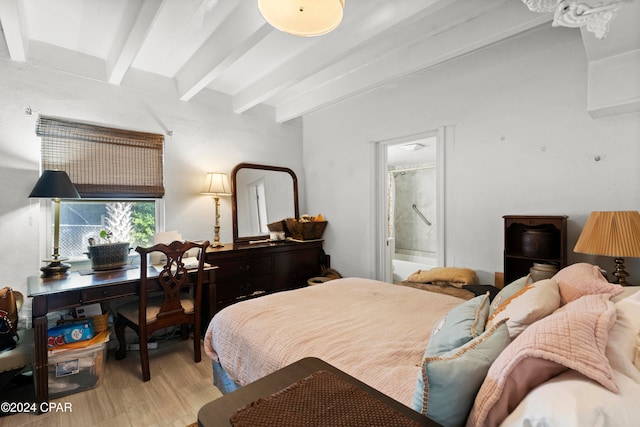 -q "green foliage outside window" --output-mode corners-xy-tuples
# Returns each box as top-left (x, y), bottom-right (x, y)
(131, 202), (155, 248)
(58, 200), (156, 258)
